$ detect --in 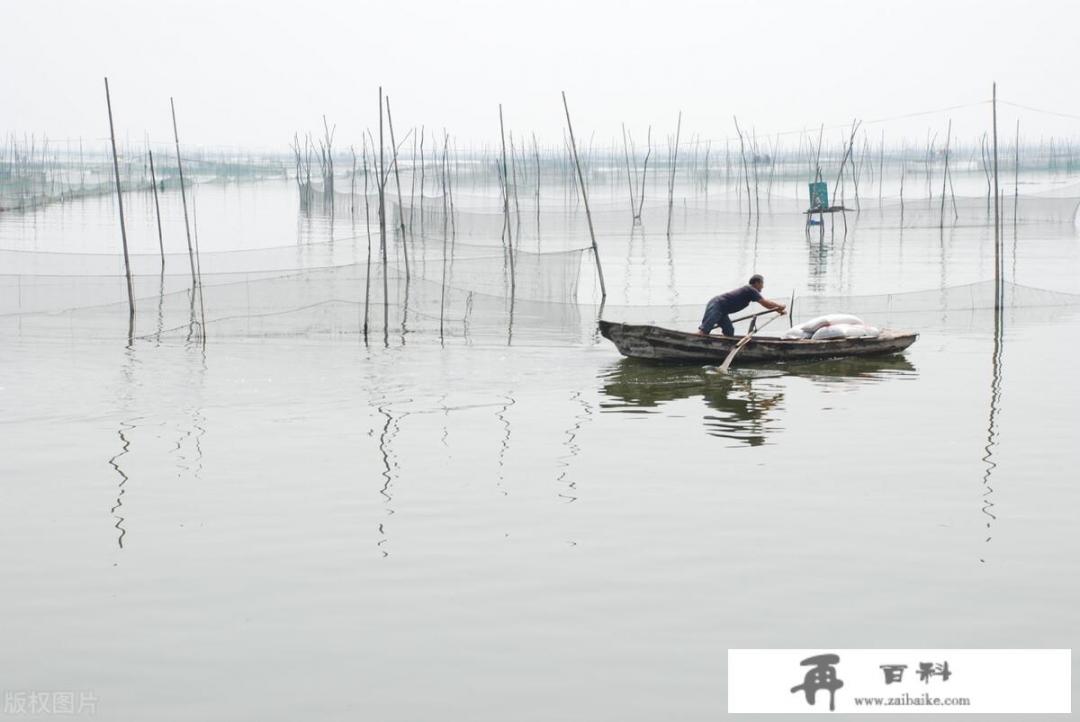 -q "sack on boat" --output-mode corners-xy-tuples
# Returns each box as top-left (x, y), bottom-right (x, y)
(800, 314), (864, 333)
(782, 313), (865, 339)
(810, 323), (881, 340)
